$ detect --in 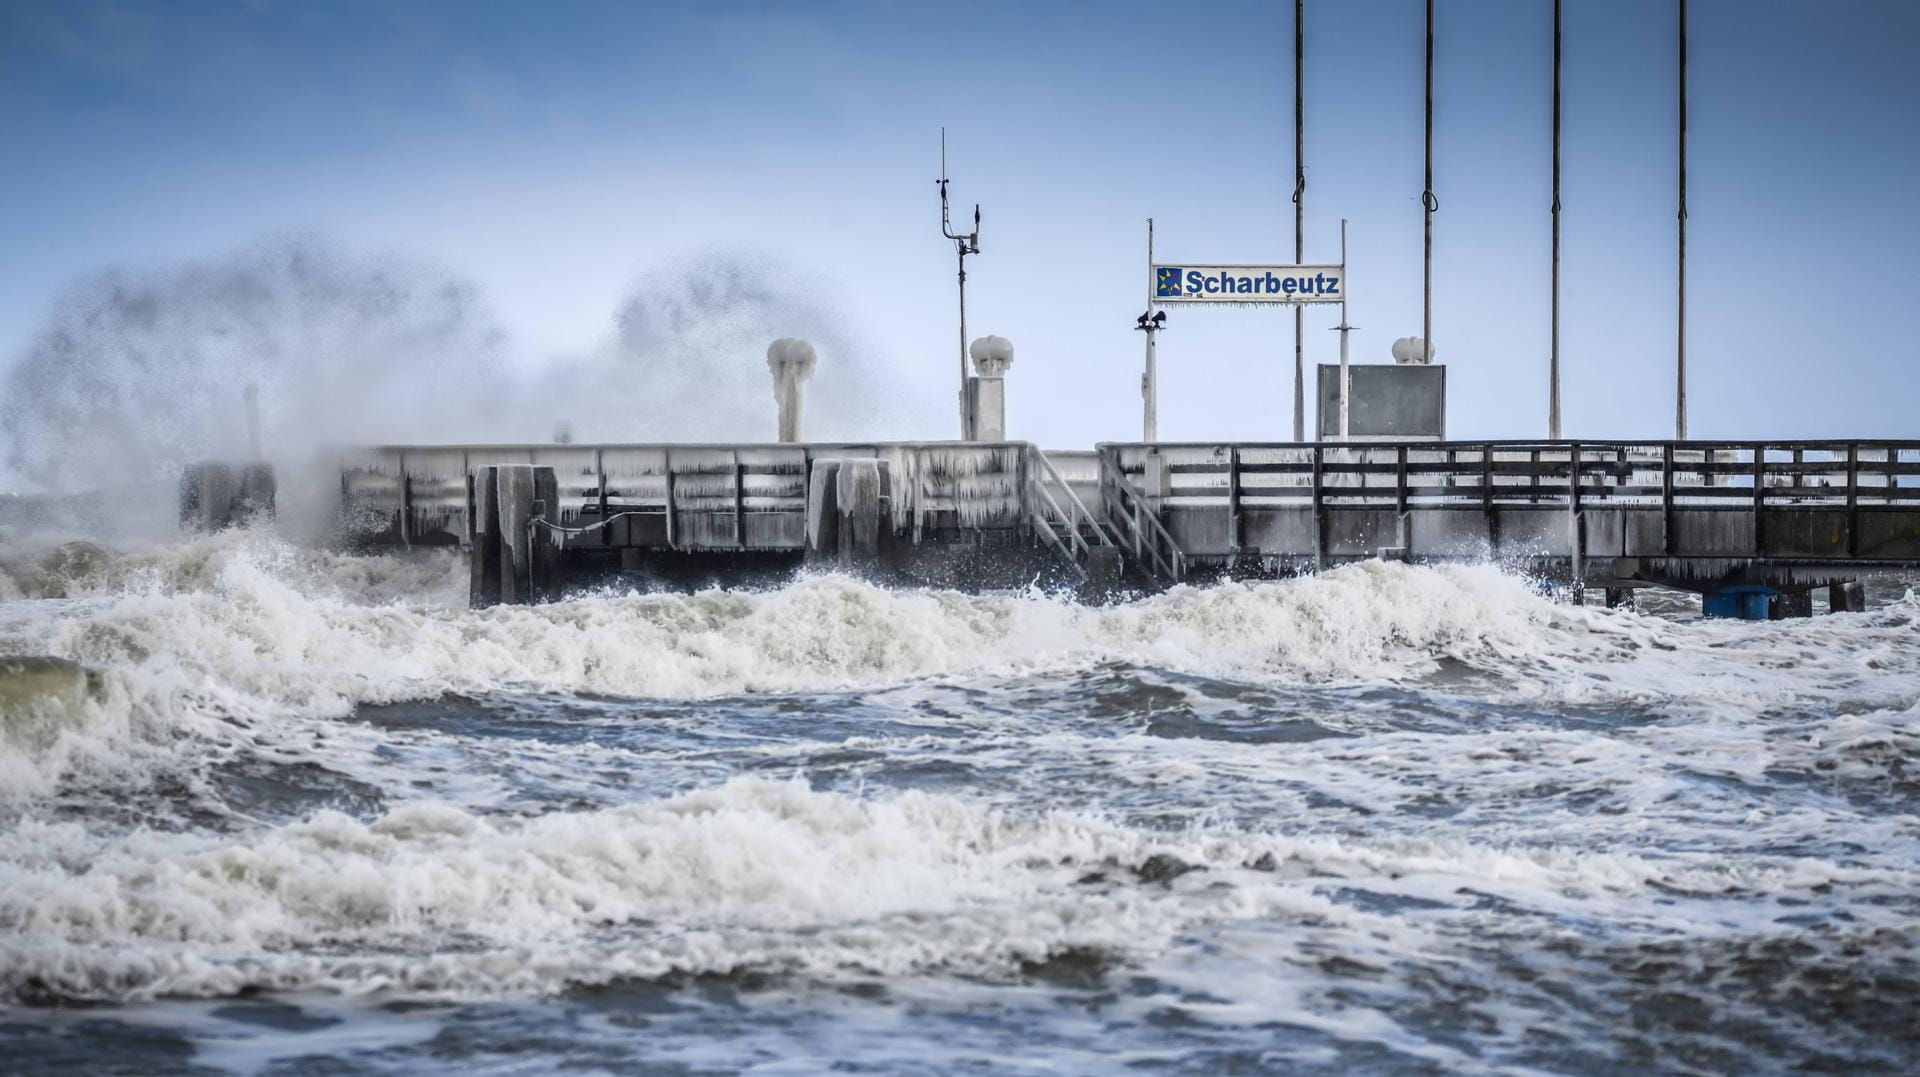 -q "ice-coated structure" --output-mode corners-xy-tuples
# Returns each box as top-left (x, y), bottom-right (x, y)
(766, 338), (818, 443)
